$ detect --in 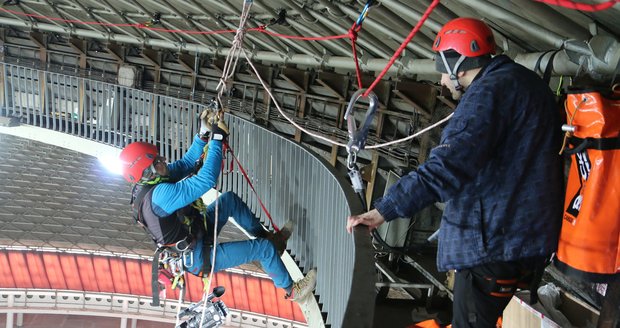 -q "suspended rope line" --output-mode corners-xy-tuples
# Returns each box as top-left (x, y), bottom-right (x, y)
(366, 113), (453, 149)
(362, 0), (441, 97)
(243, 45), (452, 149)
(349, 24), (364, 89)
(215, 0), (253, 109)
(198, 4), (254, 327)
(174, 282), (185, 327)
(349, 0), (373, 89)
(242, 49), (347, 148)
(226, 144), (280, 232)
(534, 0), (619, 11)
